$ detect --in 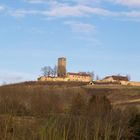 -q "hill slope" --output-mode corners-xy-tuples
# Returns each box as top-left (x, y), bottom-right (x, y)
(84, 85), (140, 108)
(1, 81), (140, 109)
(0, 81), (139, 140)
